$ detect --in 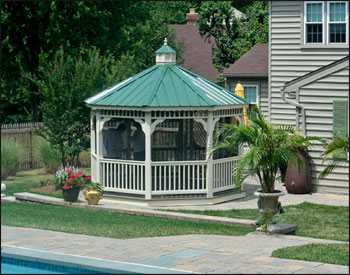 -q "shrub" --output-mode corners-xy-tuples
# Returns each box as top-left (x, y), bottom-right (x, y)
(33, 136), (61, 174)
(1, 138), (24, 180)
(78, 149), (91, 167)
